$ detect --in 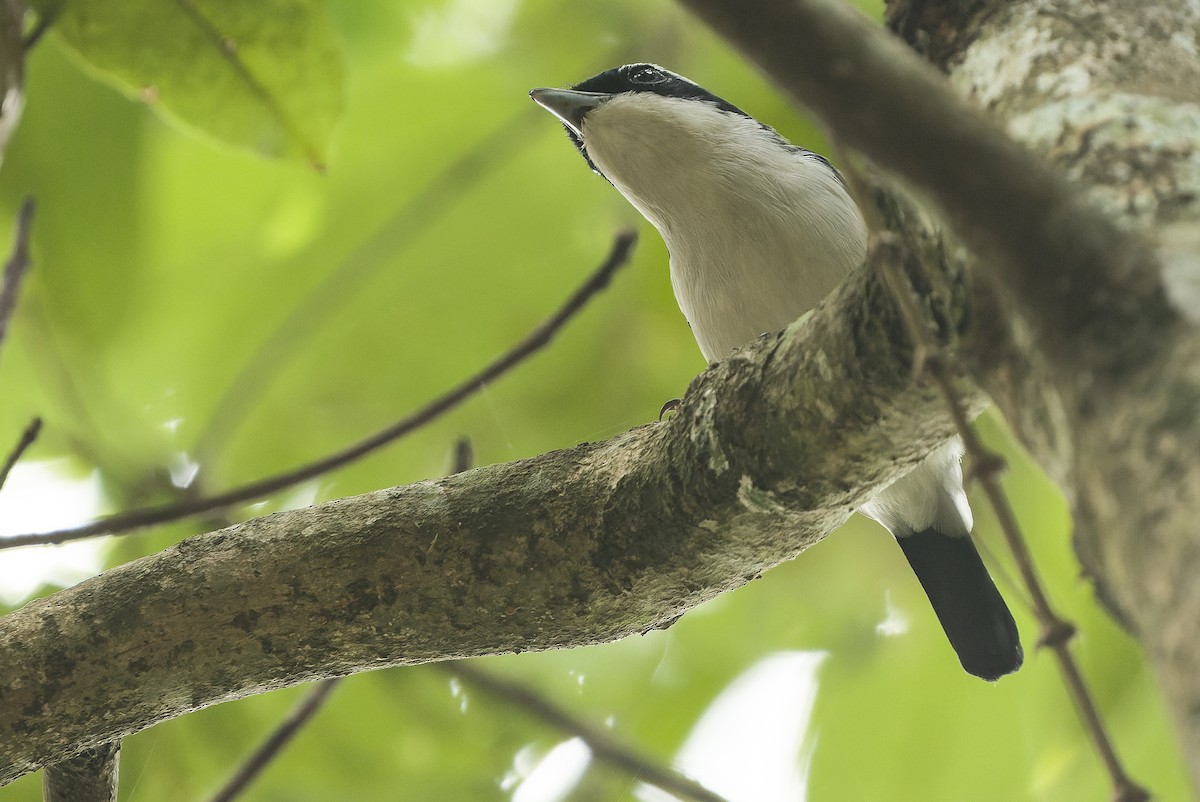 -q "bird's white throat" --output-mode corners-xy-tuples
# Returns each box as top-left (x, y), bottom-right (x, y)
(581, 92), (868, 361)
